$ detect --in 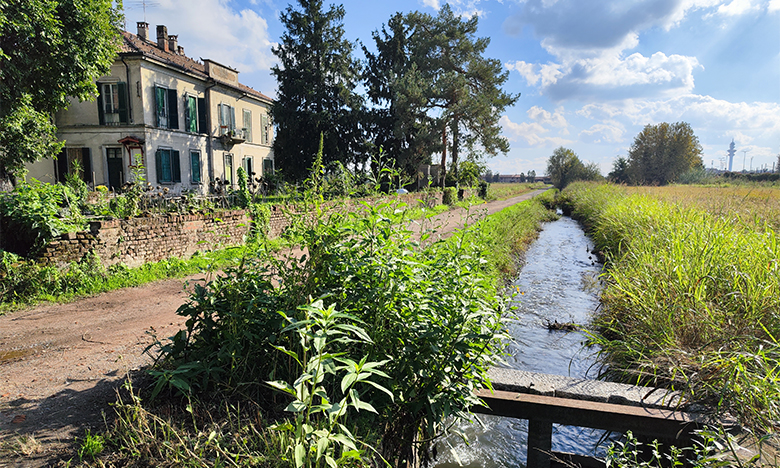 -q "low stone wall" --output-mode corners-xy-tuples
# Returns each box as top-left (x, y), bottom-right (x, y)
(37, 189), (470, 268)
(39, 210), (250, 269)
